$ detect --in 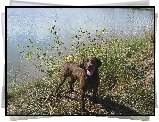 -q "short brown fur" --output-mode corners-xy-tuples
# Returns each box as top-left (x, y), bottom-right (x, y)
(54, 57), (102, 112)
